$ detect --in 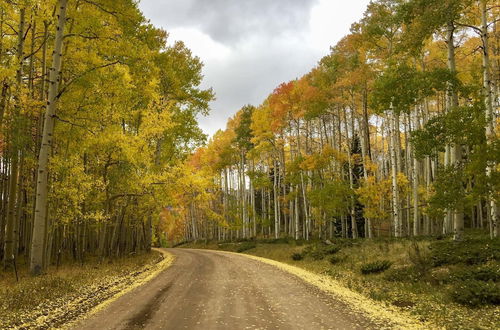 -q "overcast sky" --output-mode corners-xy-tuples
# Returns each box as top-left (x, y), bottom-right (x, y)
(138, 0), (371, 137)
